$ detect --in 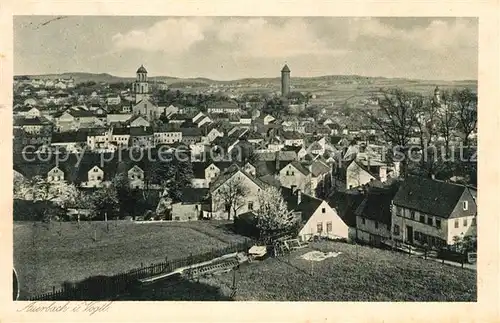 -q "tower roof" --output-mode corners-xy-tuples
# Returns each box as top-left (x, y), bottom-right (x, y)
(136, 65), (148, 73)
(281, 64), (290, 73)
